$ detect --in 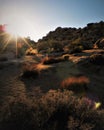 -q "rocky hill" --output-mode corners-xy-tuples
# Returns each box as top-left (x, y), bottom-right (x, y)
(37, 21), (104, 53)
